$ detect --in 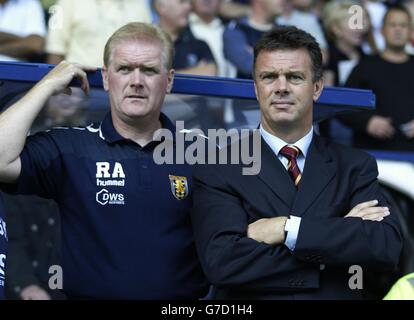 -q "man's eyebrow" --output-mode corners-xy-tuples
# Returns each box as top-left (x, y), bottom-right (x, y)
(115, 61), (160, 69)
(258, 69), (305, 76)
(141, 63), (160, 69)
(258, 70), (277, 76)
(287, 70), (306, 75)
(114, 61), (131, 67)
